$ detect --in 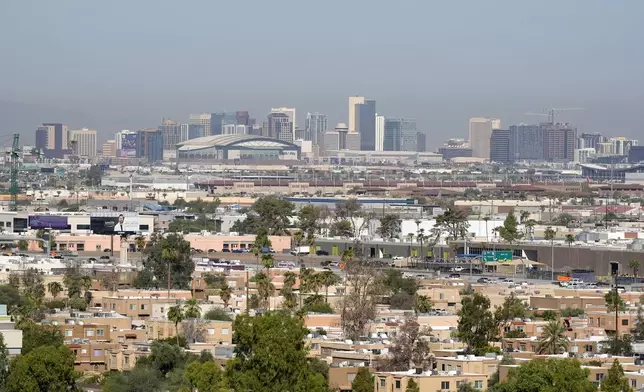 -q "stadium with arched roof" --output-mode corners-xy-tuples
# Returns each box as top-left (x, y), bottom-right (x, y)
(176, 134), (300, 162)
